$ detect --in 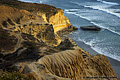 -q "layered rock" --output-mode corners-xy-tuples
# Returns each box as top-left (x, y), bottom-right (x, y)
(37, 7), (72, 32)
(0, 4), (61, 46)
(0, 0), (118, 80)
(83, 55), (118, 80)
(0, 0), (73, 33)
(15, 49), (118, 80)
(46, 9), (71, 29)
(13, 23), (61, 46)
(15, 50), (84, 80)
(0, 5), (36, 28)
(56, 26), (78, 36)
